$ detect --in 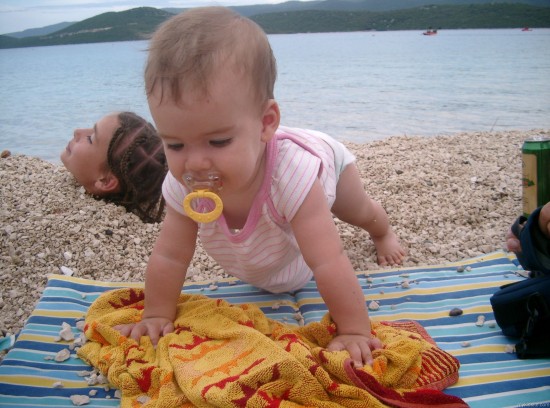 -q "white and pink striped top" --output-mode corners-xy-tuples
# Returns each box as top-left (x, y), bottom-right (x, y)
(162, 126), (353, 293)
